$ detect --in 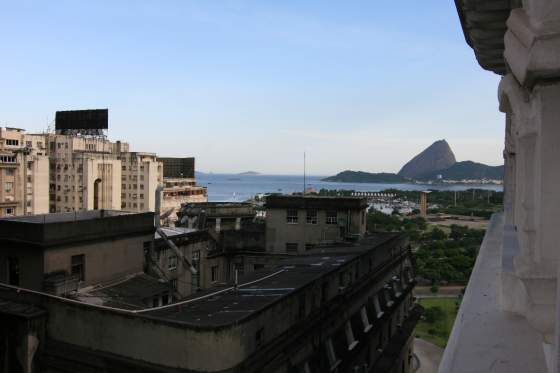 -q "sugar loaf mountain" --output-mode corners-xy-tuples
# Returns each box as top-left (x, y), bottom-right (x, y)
(323, 139), (504, 183)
